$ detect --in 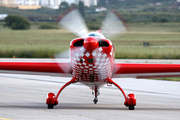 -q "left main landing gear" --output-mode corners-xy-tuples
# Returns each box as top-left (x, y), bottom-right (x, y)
(107, 78), (136, 110)
(124, 94), (136, 110)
